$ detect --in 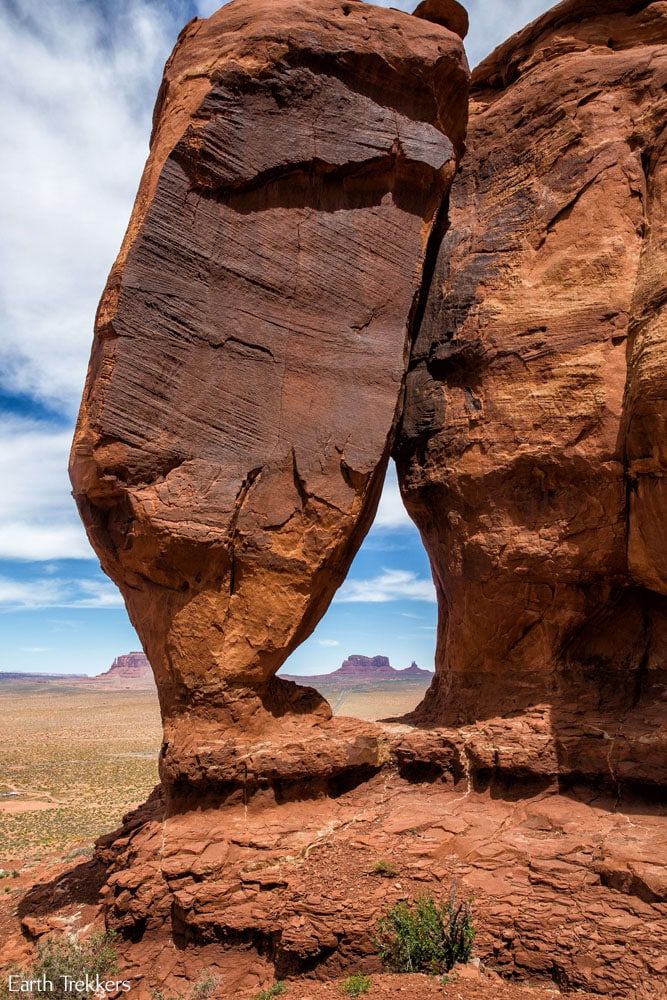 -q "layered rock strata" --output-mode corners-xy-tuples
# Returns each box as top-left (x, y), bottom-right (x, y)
(396, 0), (667, 788)
(98, 652), (153, 680)
(70, 0), (469, 801)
